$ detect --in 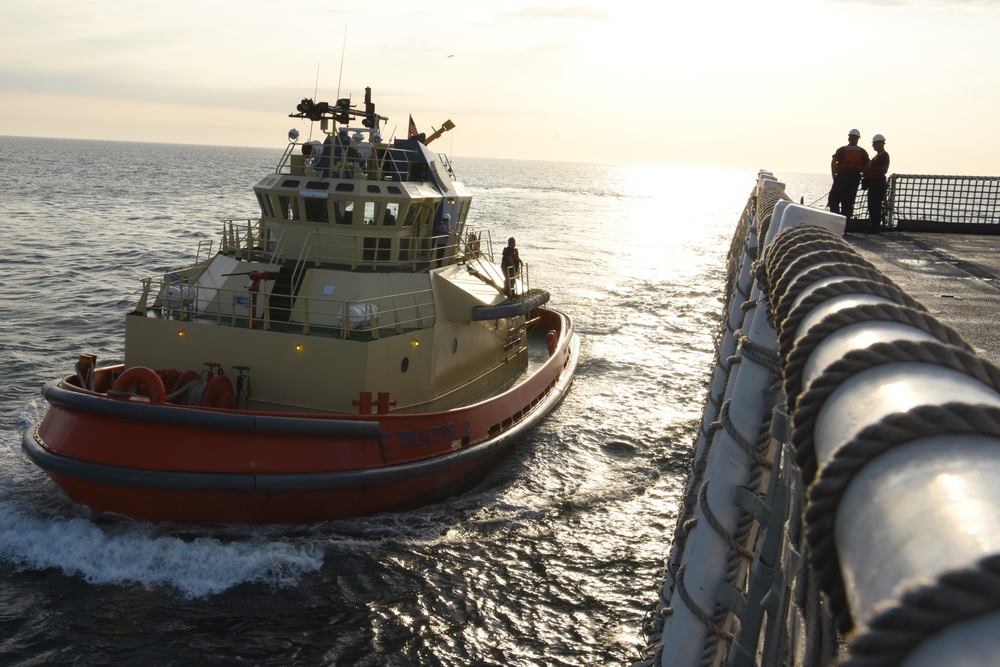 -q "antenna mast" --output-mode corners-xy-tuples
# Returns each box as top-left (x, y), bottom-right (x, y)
(336, 27), (347, 101)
